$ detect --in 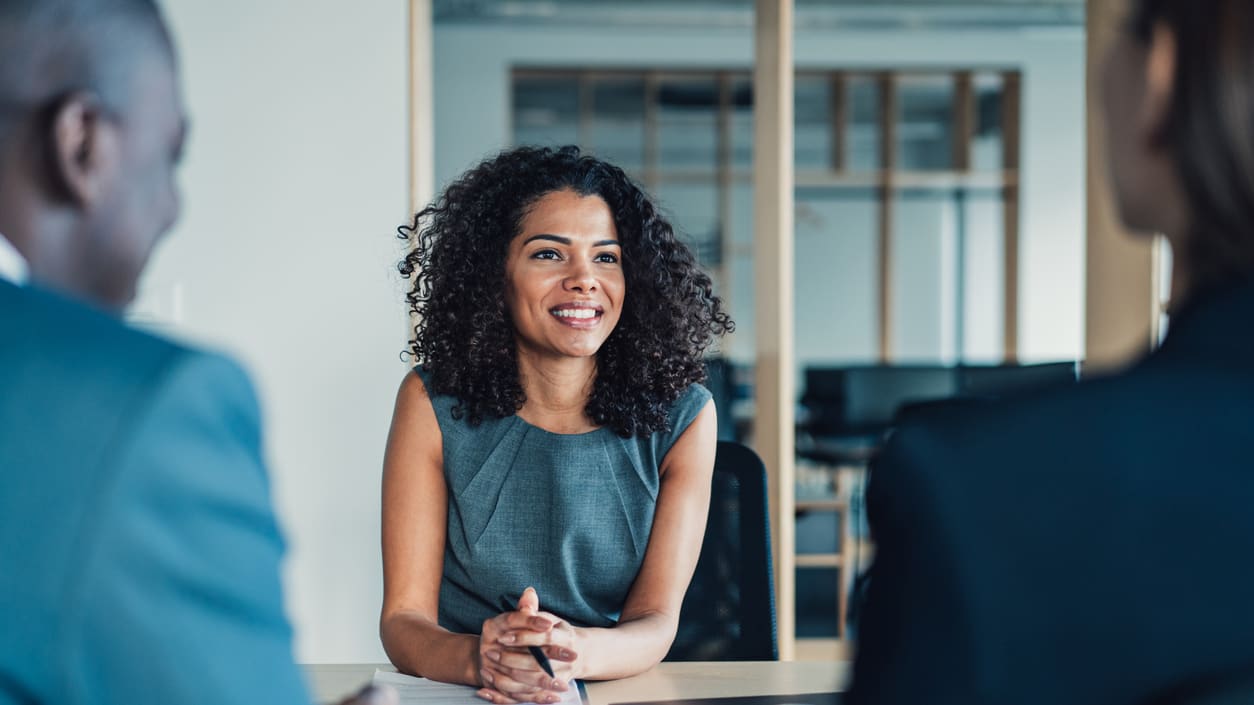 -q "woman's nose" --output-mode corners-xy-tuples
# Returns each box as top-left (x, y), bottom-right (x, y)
(563, 261), (597, 292)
